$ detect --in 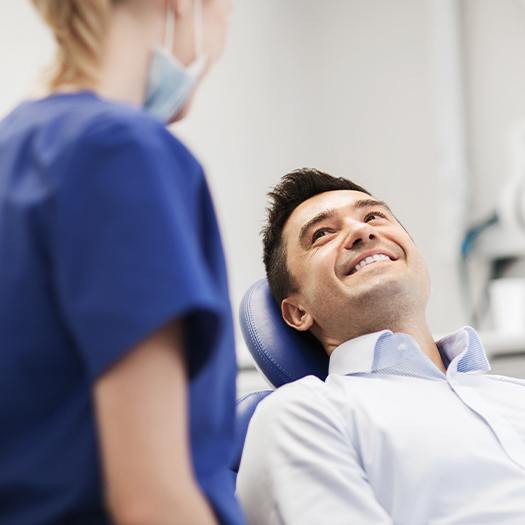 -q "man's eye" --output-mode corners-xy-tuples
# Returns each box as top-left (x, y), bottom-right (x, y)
(311, 228), (331, 243)
(364, 210), (387, 222)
